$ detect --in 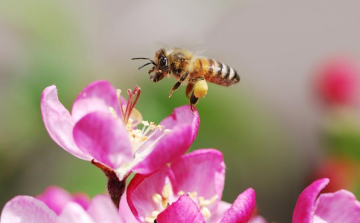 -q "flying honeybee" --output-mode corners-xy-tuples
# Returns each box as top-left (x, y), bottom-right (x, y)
(132, 48), (240, 110)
